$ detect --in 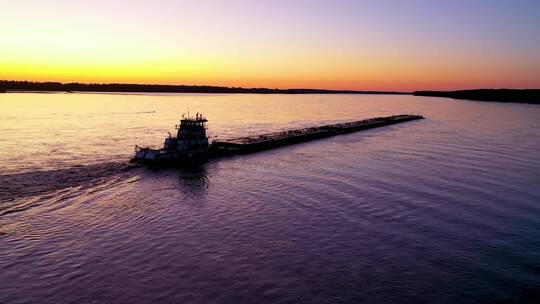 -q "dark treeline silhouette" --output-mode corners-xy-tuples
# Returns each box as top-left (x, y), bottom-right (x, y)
(0, 80), (407, 95)
(3, 81), (537, 103)
(414, 89), (540, 104)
